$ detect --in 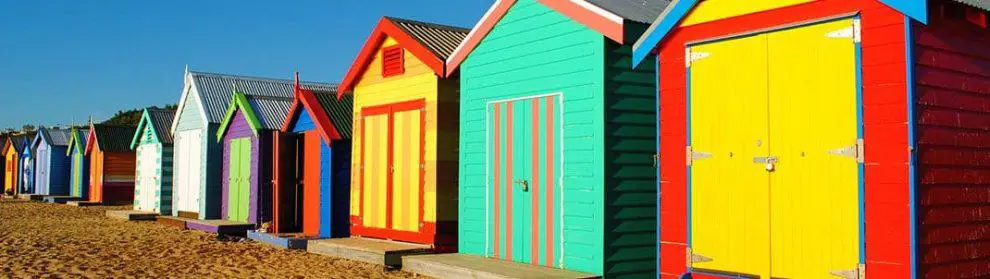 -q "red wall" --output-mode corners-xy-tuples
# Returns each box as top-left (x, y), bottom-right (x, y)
(653, 1), (910, 277)
(914, 6), (990, 277)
